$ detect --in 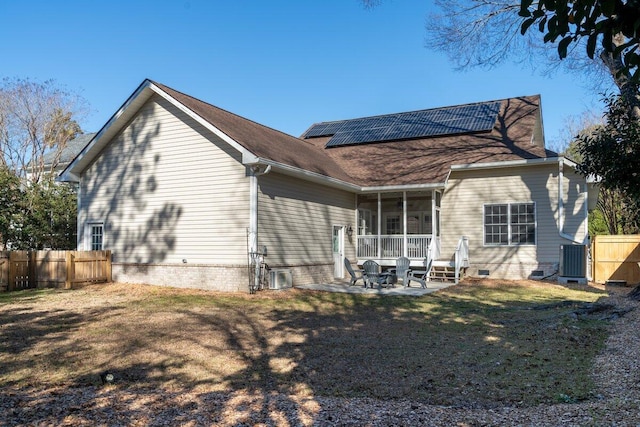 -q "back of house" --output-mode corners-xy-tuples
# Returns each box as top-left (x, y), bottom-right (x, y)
(60, 80), (594, 291)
